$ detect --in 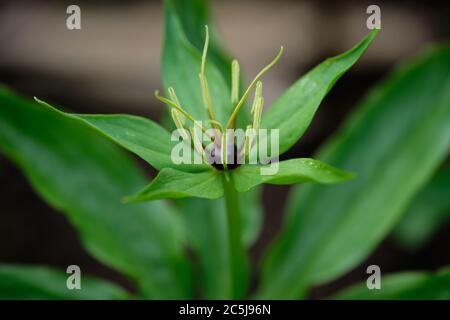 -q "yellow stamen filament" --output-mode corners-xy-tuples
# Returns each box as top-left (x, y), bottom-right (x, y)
(199, 25), (218, 125)
(168, 87), (189, 139)
(231, 60), (240, 105)
(244, 124), (252, 160)
(226, 46), (284, 129)
(155, 90), (213, 141)
(190, 127), (206, 161)
(171, 109), (189, 140)
(252, 97), (264, 131)
(168, 87), (182, 109)
(204, 119), (223, 132)
(251, 81), (263, 115)
(221, 130), (228, 169)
